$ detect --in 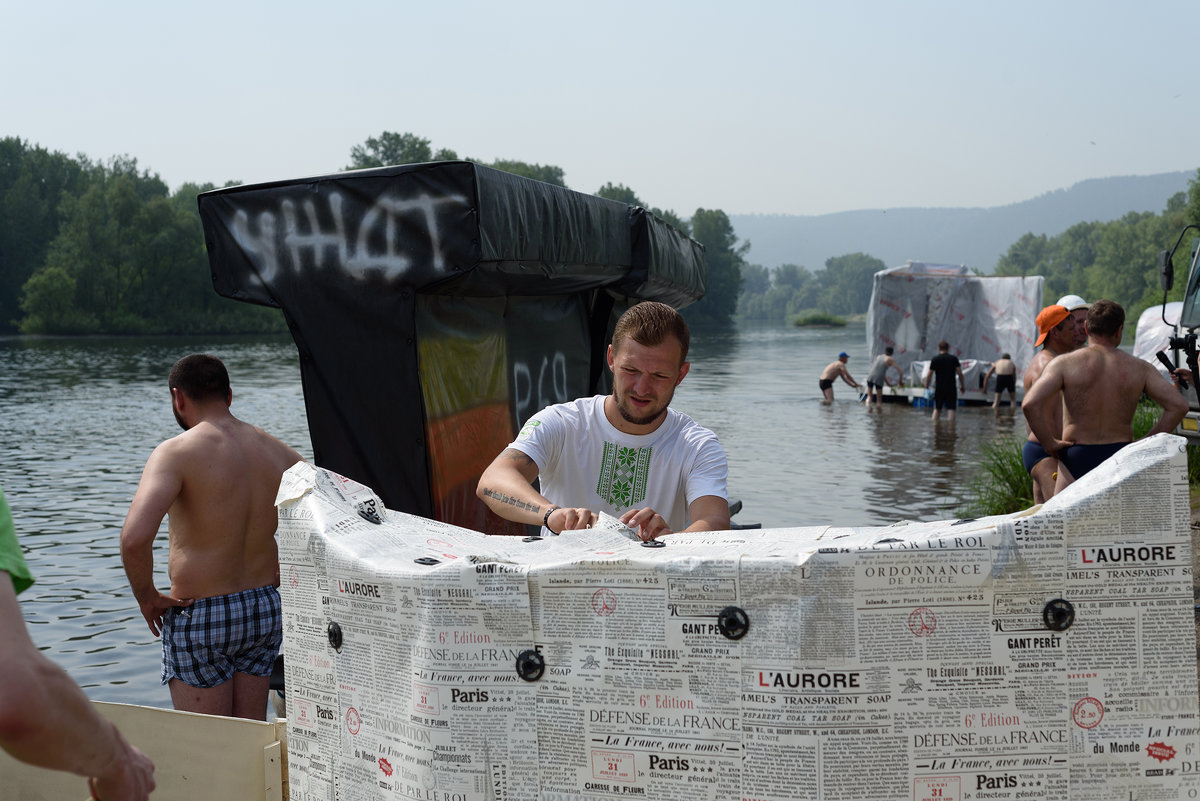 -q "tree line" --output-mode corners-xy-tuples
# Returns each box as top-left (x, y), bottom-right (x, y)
(735, 176), (1200, 326)
(2, 130), (1197, 335)
(0, 132), (744, 334)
